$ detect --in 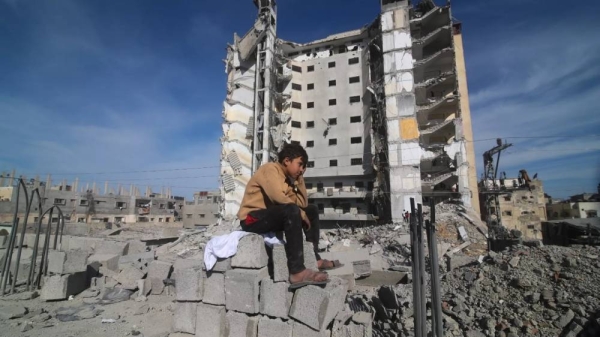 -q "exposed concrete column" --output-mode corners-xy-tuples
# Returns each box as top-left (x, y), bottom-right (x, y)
(381, 0), (422, 222)
(73, 178), (79, 194)
(453, 29), (481, 216)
